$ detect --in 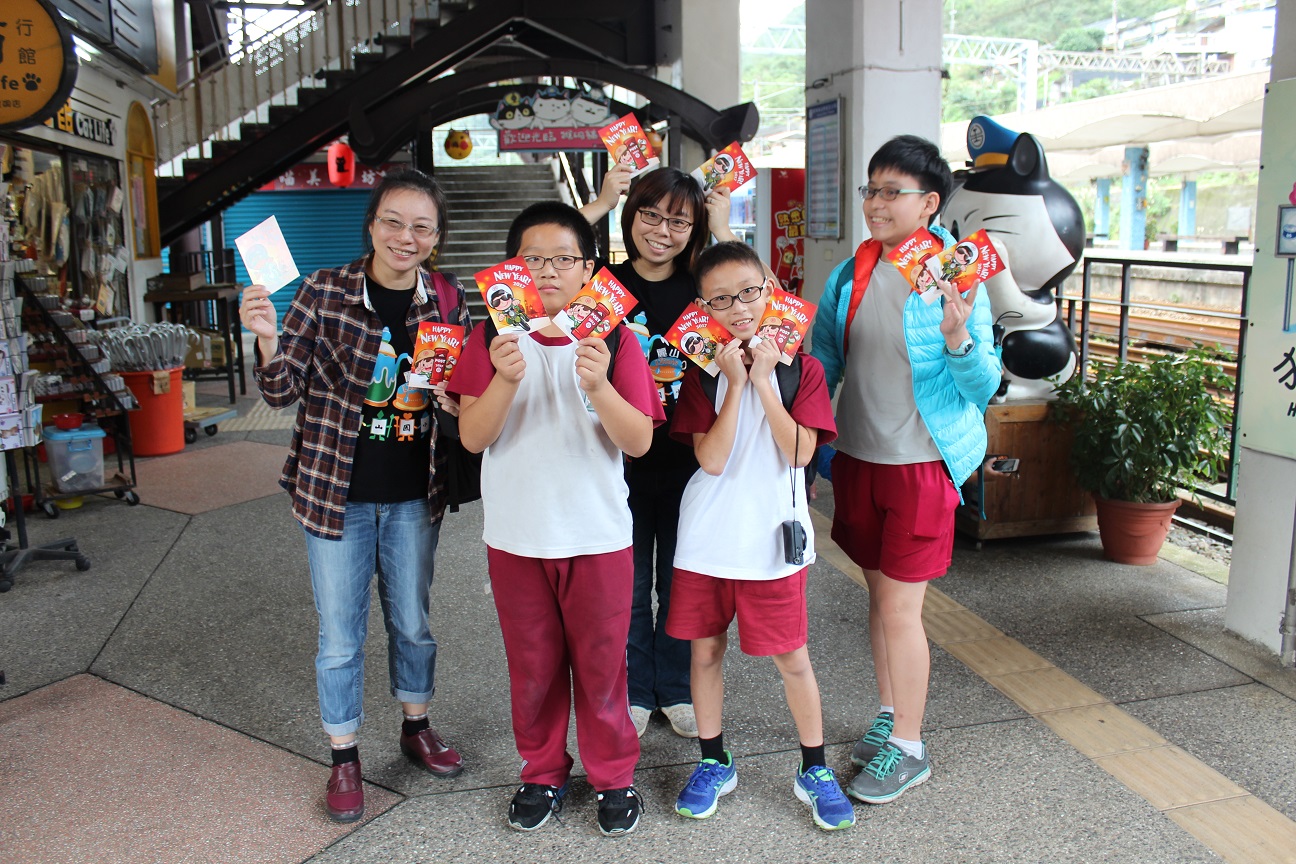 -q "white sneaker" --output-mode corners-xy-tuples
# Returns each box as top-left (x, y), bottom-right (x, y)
(630, 705), (651, 738)
(661, 703), (699, 738)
